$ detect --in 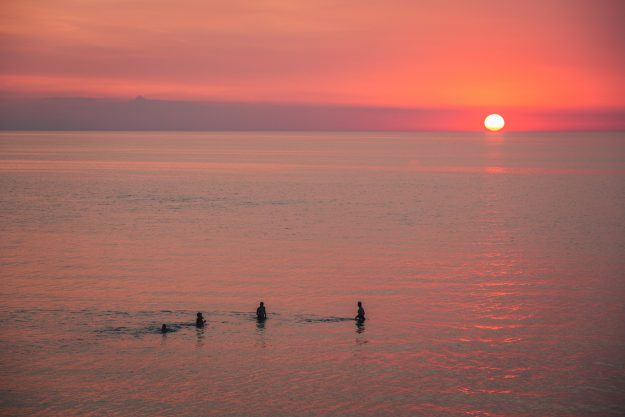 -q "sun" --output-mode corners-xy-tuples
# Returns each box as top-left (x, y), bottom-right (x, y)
(484, 114), (505, 132)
